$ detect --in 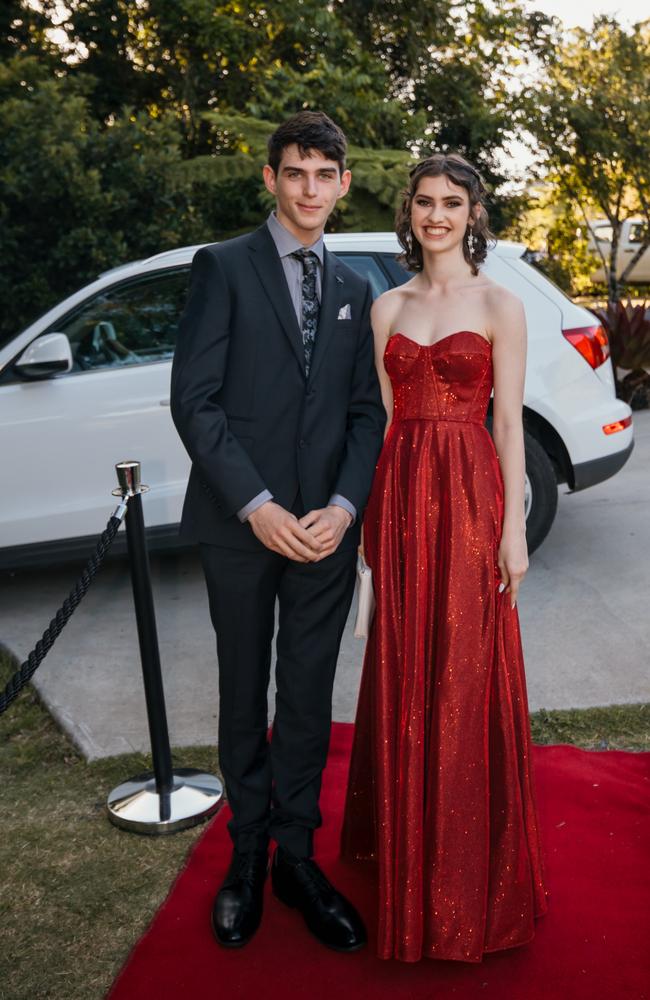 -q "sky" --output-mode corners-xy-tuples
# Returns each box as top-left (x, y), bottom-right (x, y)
(526, 0), (646, 28)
